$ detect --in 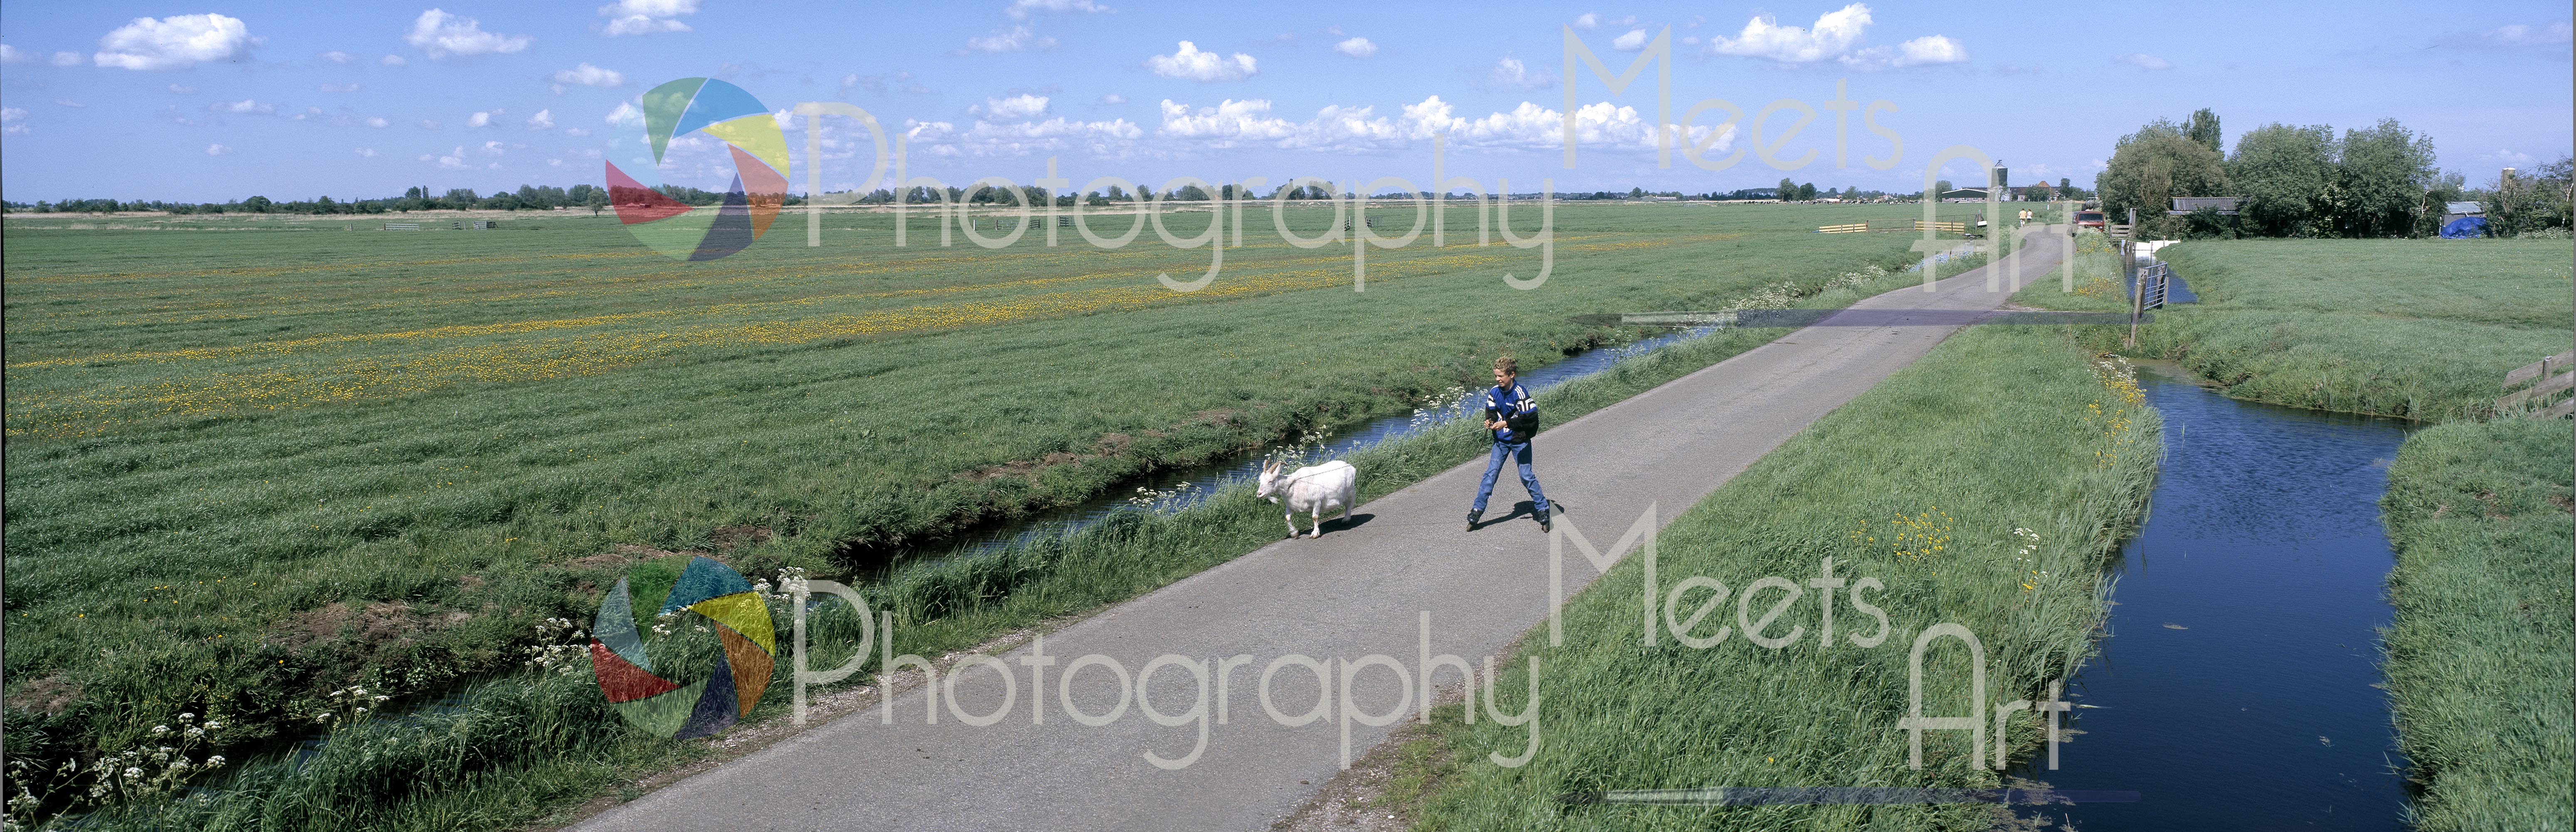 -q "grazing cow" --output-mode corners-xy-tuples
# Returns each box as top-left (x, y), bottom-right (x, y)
(1256, 459), (1358, 539)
